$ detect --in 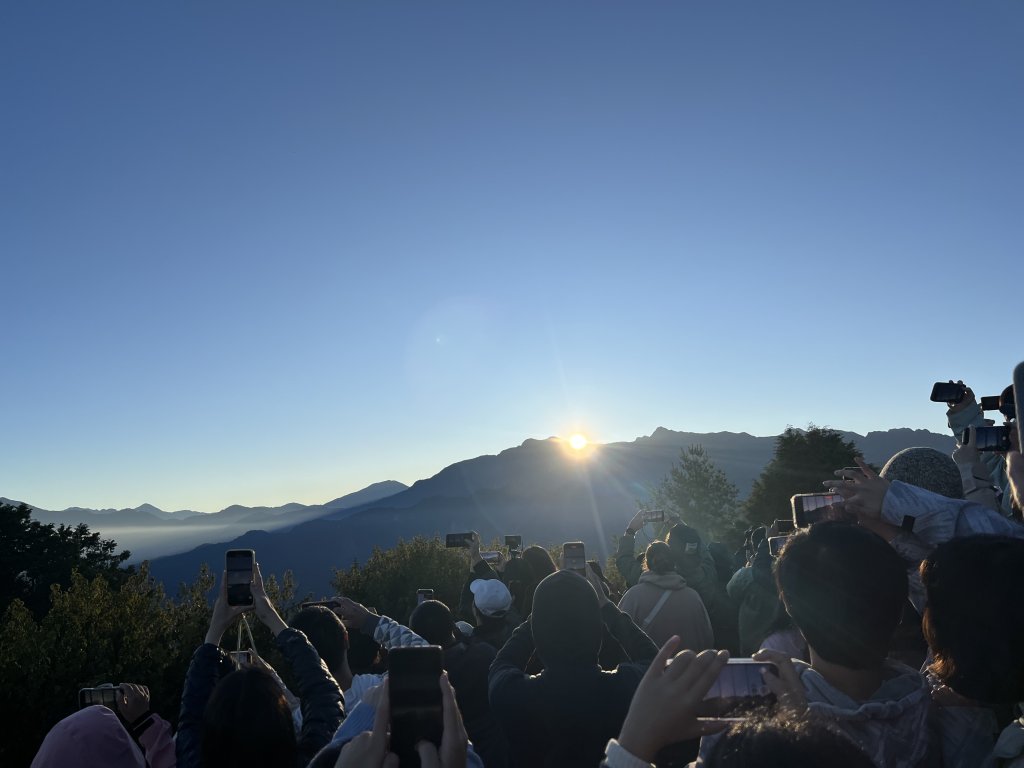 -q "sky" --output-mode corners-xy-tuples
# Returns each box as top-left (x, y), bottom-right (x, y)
(2, 1), (1022, 513)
